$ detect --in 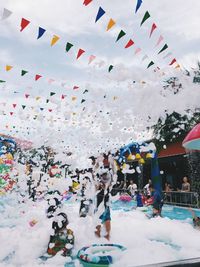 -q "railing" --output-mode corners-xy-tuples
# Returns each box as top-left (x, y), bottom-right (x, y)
(163, 191), (199, 208)
(111, 188), (199, 208)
